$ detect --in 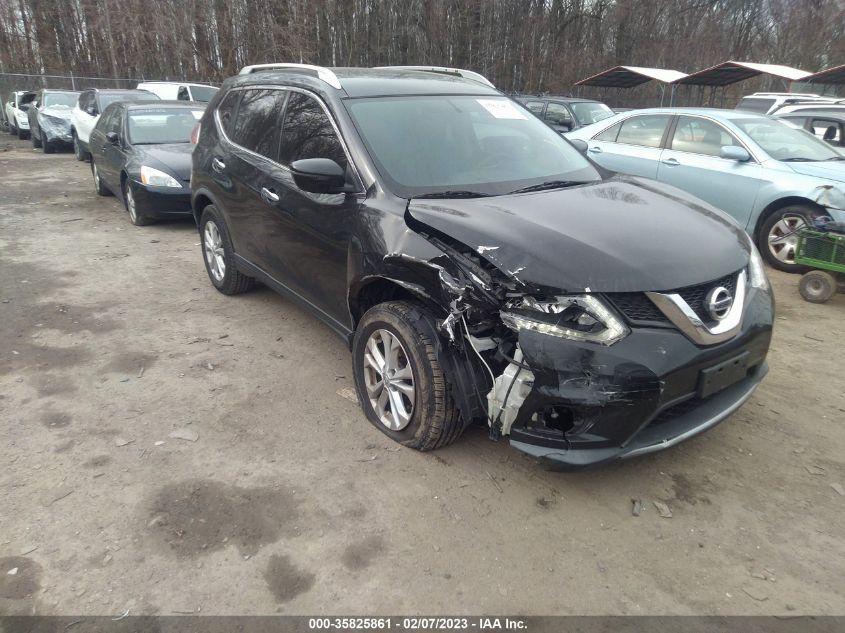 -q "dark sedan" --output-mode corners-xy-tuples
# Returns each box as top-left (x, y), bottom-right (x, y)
(89, 101), (203, 226)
